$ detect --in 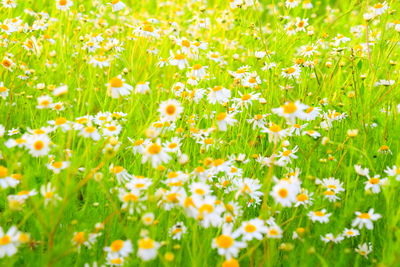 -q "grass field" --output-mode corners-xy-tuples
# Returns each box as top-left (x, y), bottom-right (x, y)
(0, 0), (400, 266)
